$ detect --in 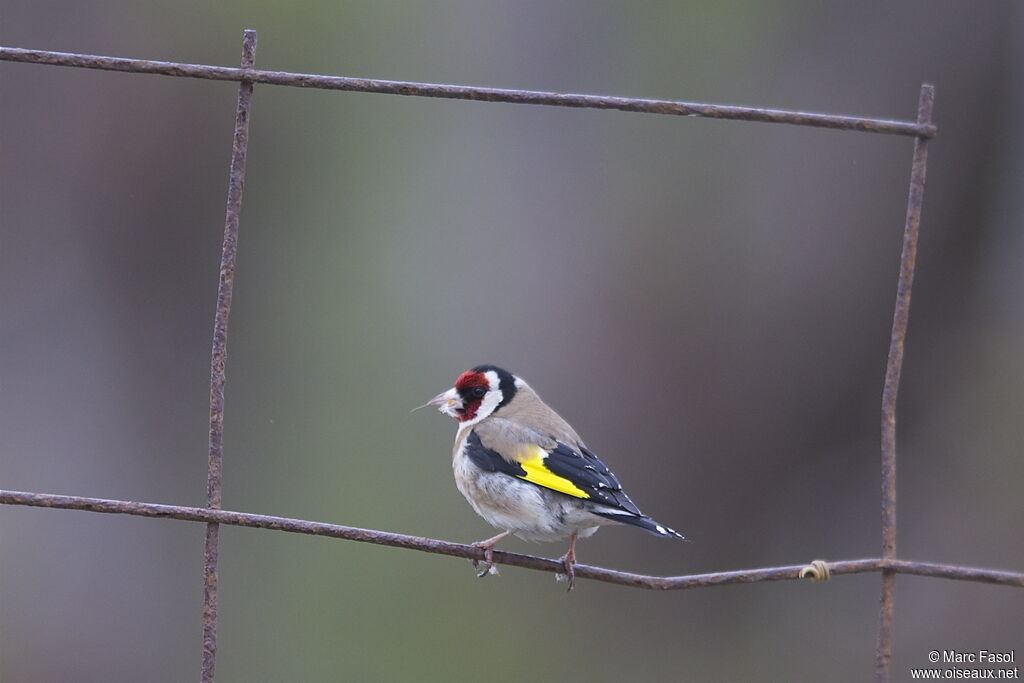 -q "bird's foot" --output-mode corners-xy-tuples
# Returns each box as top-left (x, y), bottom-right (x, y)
(556, 548), (576, 592)
(471, 543), (500, 578)
(470, 532), (509, 578)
